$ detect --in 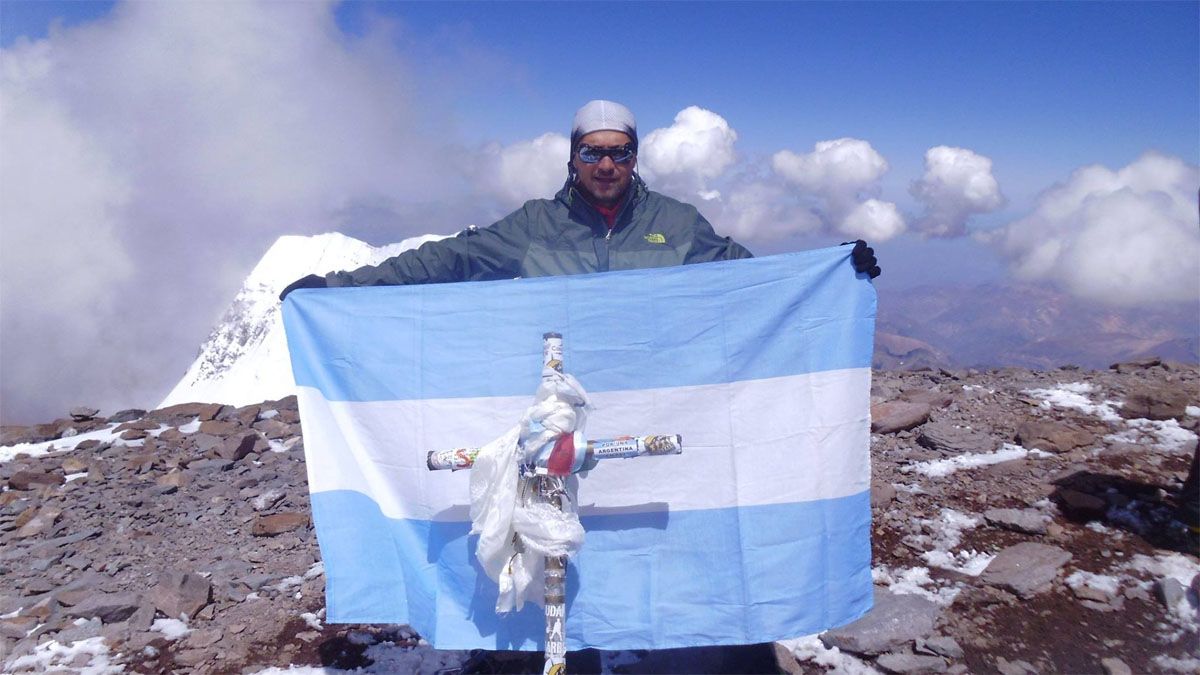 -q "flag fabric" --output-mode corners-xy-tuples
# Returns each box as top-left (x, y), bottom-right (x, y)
(282, 246), (875, 651)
